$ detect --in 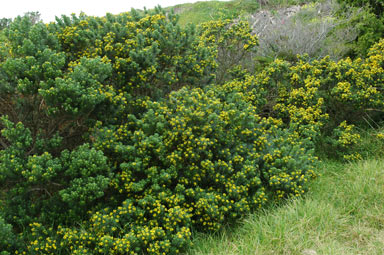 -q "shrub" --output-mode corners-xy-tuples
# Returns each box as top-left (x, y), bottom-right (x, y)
(251, 0), (358, 61)
(68, 87), (316, 254)
(0, 116), (113, 227)
(0, 9), (218, 242)
(217, 38), (384, 159)
(336, 0), (384, 57)
(0, 216), (14, 254)
(0, 9), (217, 154)
(0, 16), (113, 153)
(337, 0), (384, 17)
(50, 9), (216, 99)
(0, 10), (319, 254)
